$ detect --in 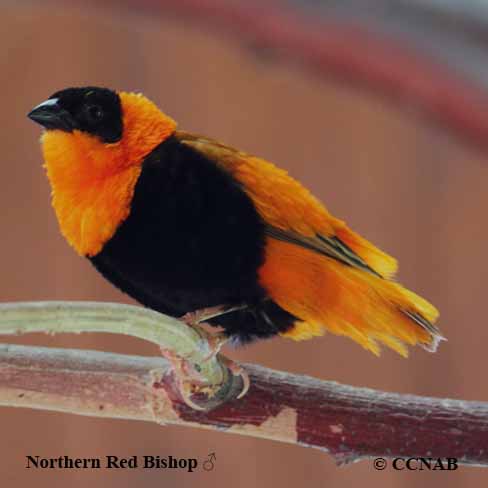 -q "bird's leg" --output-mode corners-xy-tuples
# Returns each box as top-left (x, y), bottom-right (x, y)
(180, 303), (245, 359)
(182, 301), (272, 356)
(178, 304), (251, 400)
(180, 303), (247, 325)
(196, 330), (228, 360)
